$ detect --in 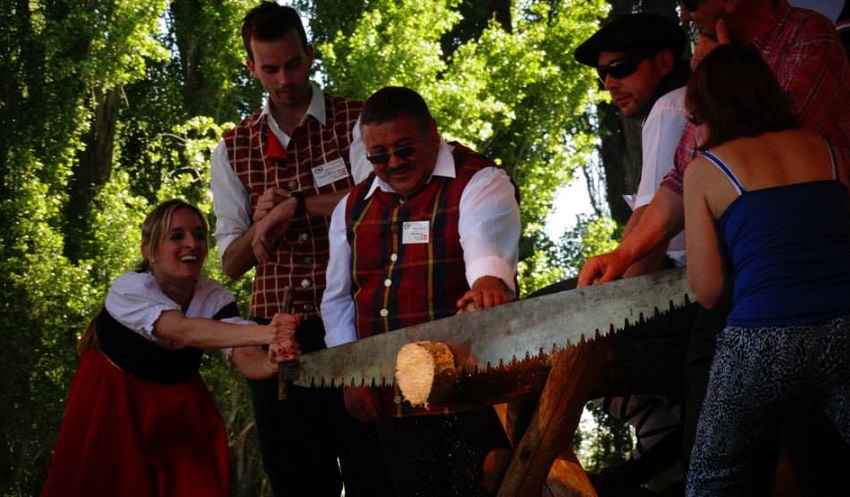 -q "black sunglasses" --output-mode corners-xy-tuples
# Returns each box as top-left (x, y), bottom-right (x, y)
(366, 143), (417, 165)
(597, 56), (646, 83)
